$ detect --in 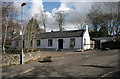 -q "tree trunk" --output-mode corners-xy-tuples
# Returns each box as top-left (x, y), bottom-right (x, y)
(115, 25), (119, 41)
(43, 23), (46, 32)
(59, 23), (62, 31)
(31, 38), (35, 52)
(3, 16), (8, 54)
(27, 34), (30, 52)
